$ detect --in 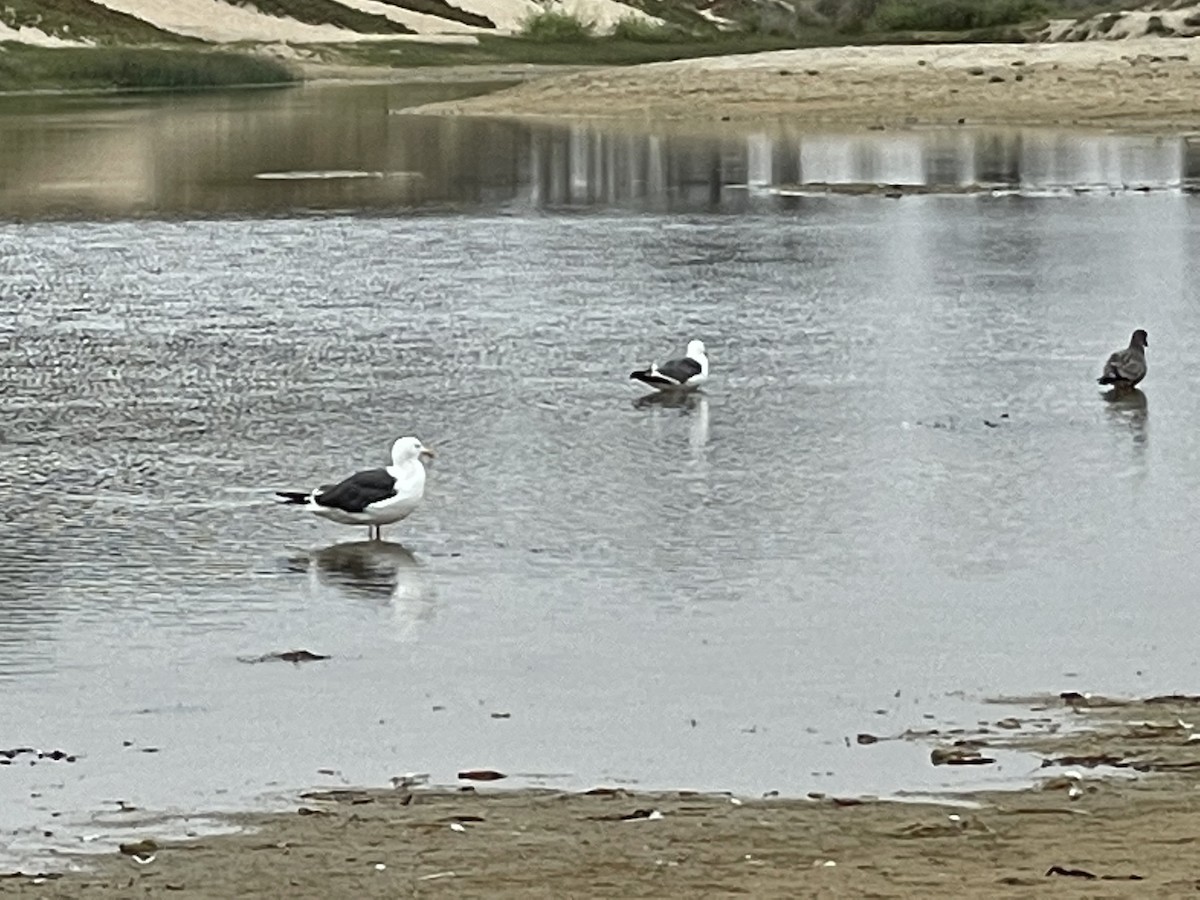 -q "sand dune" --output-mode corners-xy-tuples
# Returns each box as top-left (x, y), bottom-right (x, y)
(90, 0), (394, 42)
(413, 37), (1200, 131)
(330, 0), (485, 34)
(7, 0), (658, 43)
(0, 21), (82, 46)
